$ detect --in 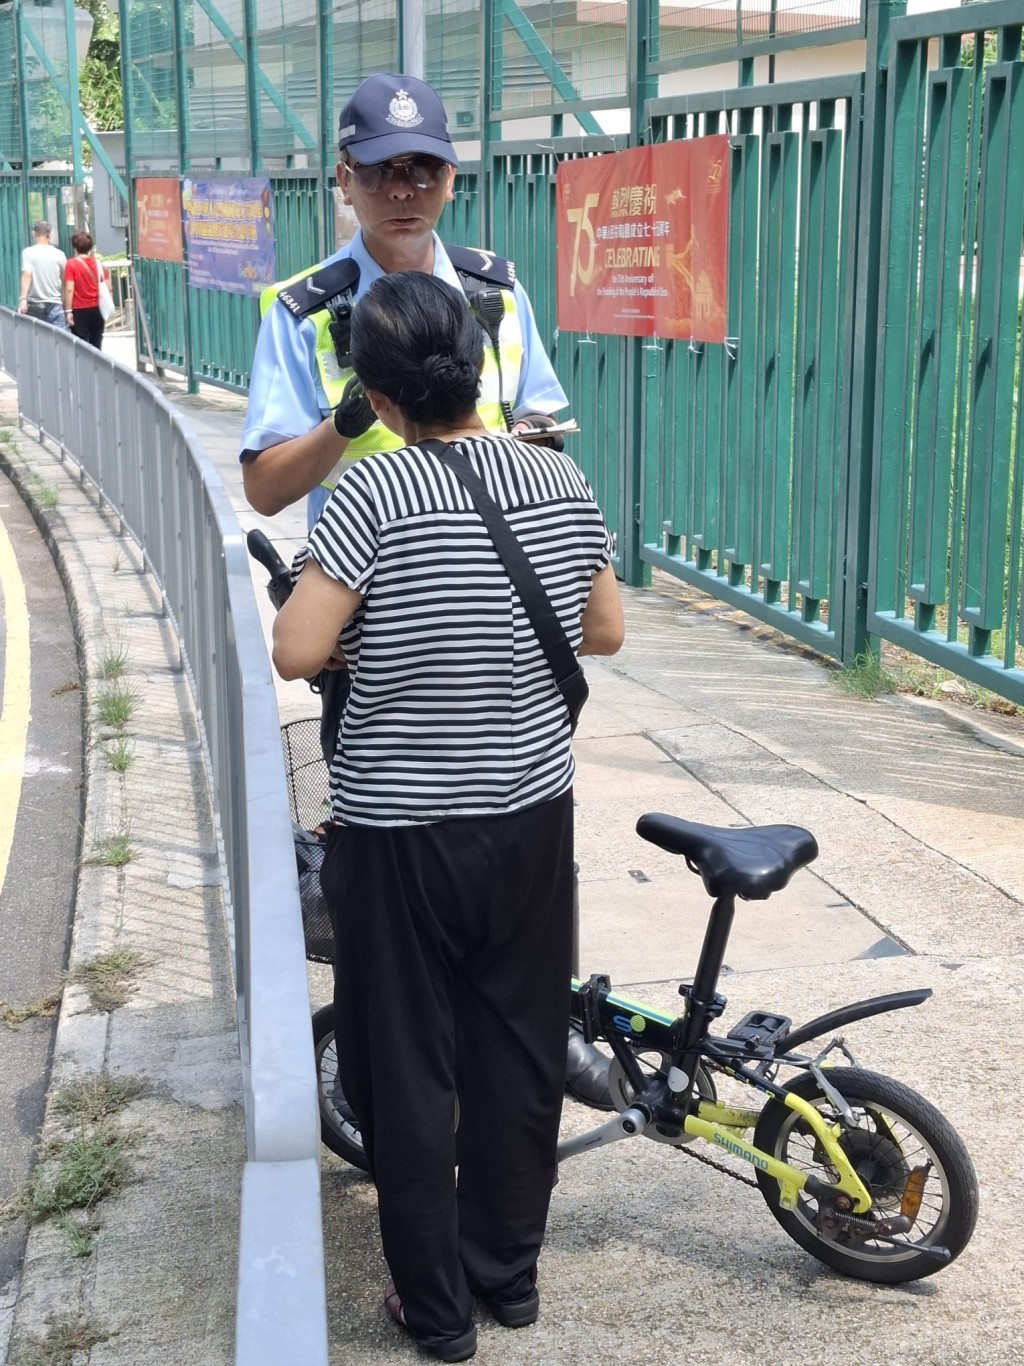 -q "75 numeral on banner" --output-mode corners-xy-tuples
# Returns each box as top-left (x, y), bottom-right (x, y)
(566, 193), (600, 298)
